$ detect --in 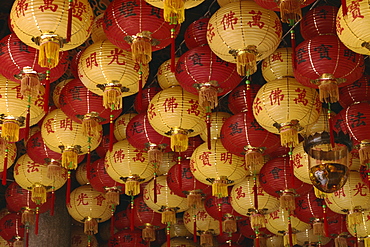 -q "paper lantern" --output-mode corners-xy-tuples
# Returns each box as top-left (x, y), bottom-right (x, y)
(339, 75), (370, 109)
(71, 225), (98, 247)
(157, 58), (180, 90)
(161, 237), (199, 247)
(148, 86), (206, 153)
(0, 236), (10, 247)
(103, 0), (180, 64)
(207, 0), (282, 76)
(261, 47), (294, 83)
(67, 184), (112, 235)
(296, 228), (332, 246)
(41, 108), (102, 170)
(175, 45), (241, 110)
(94, 133), (117, 158)
(294, 34), (364, 103)
(75, 162), (89, 186)
(13, 153), (67, 205)
(105, 139), (153, 196)
(228, 83), (261, 114)
(0, 34), (69, 97)
(0, 213), (25, 243)
(143, 175), (188, 225)
(177, 135), (204, 160)
(133, 86), (162, 114)
(78, 39), (149, 110)
(10, 0), (94, 68)
(346, 210), (370, 238)
(190, 139), (248, 198)
(0, 74), (45, 143)
(220, 111), (280, 174)
(113, 112), (138, 141)
(253, 77), (321, 147)
(184, 18), (210, 49)
(157, 151), (177, 176)
(265, 209), (311, 236)
(114, 210), (131, 231)
(299, 5), (339, 40)
(200, 111), (231, 141)
(266, 235), (284, 247)
(91, 13), (106, 43)
(108, 229), (147, 247)
(169, 217), (192, 238)
(52, 79), (71, 108)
